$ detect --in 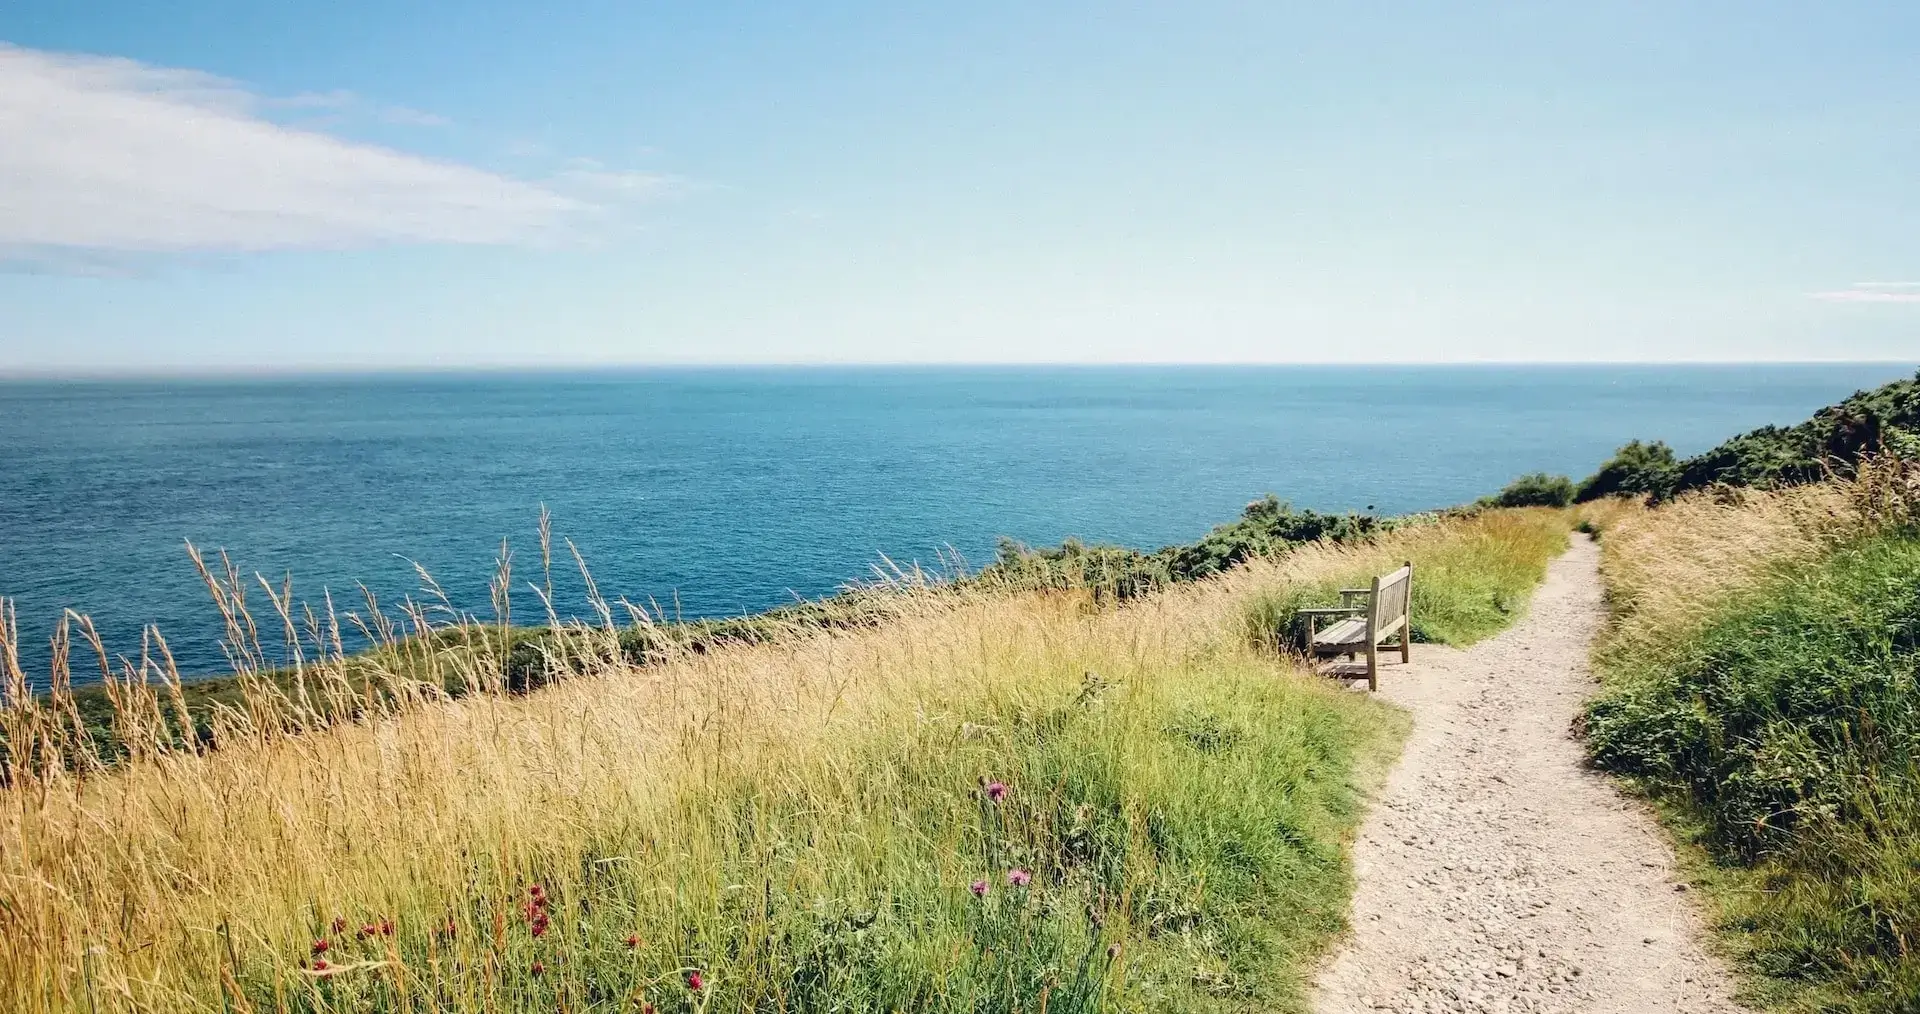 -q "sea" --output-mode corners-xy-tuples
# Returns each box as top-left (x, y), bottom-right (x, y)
(0, 363), (1912, 688)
